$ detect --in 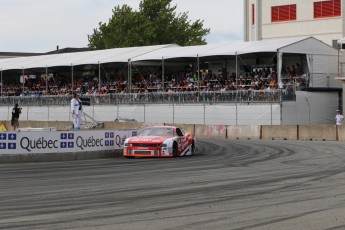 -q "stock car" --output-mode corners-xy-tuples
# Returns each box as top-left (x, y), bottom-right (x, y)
(123, 126), (196, 158)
